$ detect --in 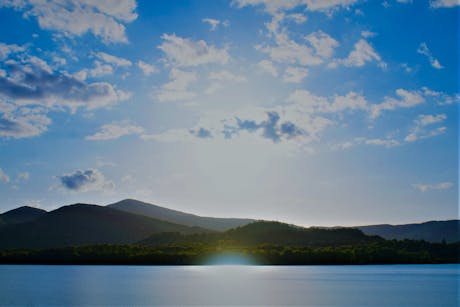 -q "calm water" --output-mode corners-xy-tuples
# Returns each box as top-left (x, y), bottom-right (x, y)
(0, 264), (458, 306)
